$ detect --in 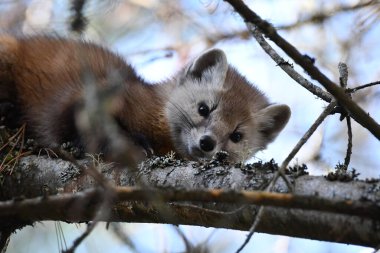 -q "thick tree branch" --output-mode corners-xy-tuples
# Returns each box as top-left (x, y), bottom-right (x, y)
(0, 155), (379, 247)
(1, 185), (379, 221)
